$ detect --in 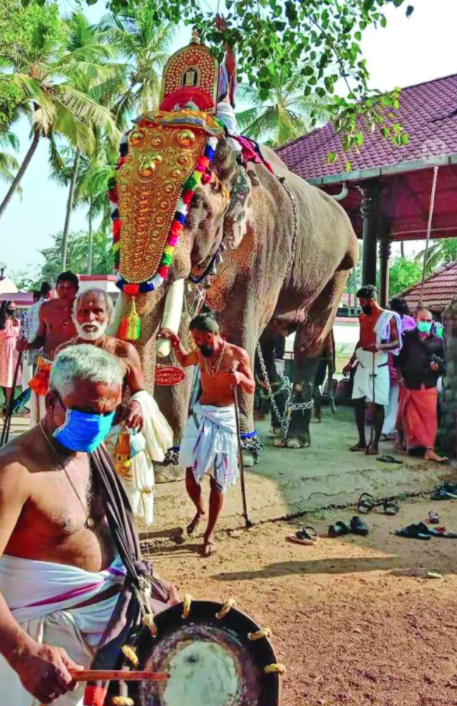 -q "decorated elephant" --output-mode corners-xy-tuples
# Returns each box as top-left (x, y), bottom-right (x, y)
(108, 39), (358, 474)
